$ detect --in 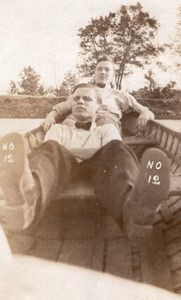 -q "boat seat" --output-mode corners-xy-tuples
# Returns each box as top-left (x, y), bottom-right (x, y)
(122, 136), (158, 146)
